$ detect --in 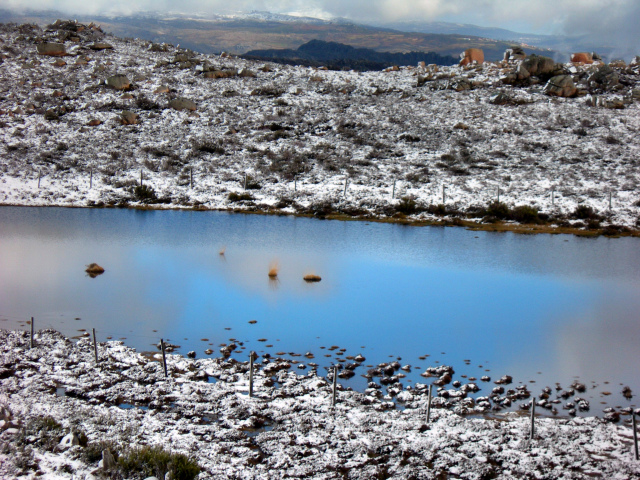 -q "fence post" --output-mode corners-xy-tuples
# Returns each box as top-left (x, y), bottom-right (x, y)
(552, 189), (555, 206)
(530, 399), (536, 440)
(30, 317), (34, 349)
(391, 180), (396, 199)
(442, 185), (446, 204)
(426, 384), (432, 423)
(140, 169), (143, 187)
(249, 352), (254, 398)
(38, 171), (41, 189)
(294, 177), (297, 192)
(90, 169), (93, 189)
(244, 174), (247, 190)
(609, 191), (612, 211)
(343, 177), (348, 196)
(92, 328), (99, 364)
(633, 413), (639, 461)
(332, 366), (338, 406)
(160, 339), (168, 378)
(497, 186), (500, 203)
(190, 168), (193, 189)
